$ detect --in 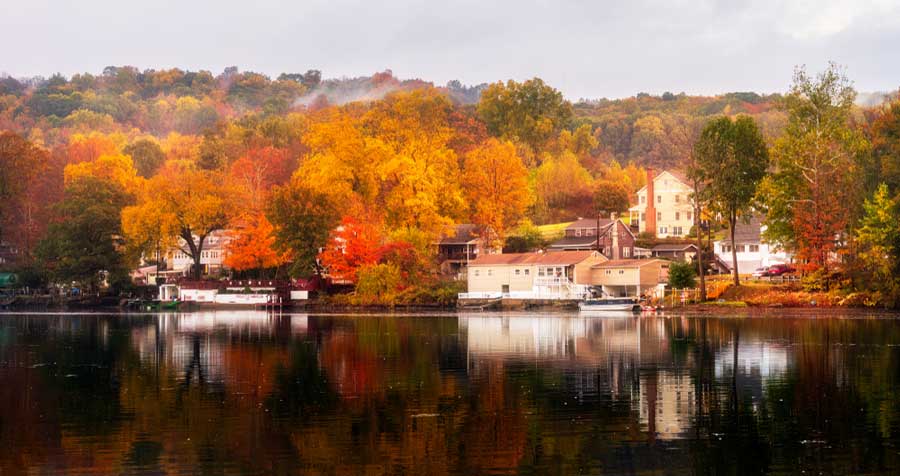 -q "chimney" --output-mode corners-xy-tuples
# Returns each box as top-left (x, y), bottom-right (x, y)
(611, 212), (620, 259)
(645, 168), (657, 237)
